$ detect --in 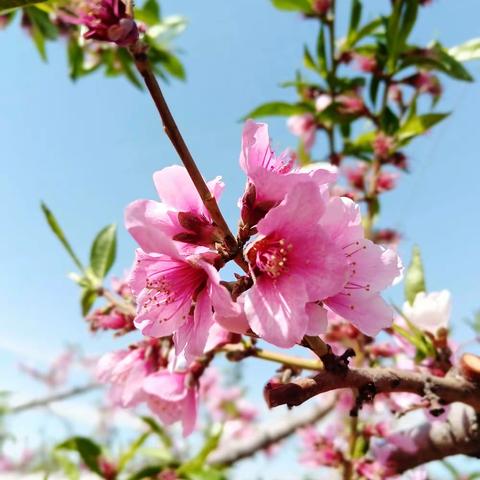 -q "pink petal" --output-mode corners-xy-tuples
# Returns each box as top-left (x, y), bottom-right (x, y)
(239, 120), (271, 174)
(143, 371), (187, 402)
(305, 302), (328, 335)
(244, 275), (309, 348)
(325, 293), (393, 337)
(181, 388), (198, 437)
(125, 200), (180, 257)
